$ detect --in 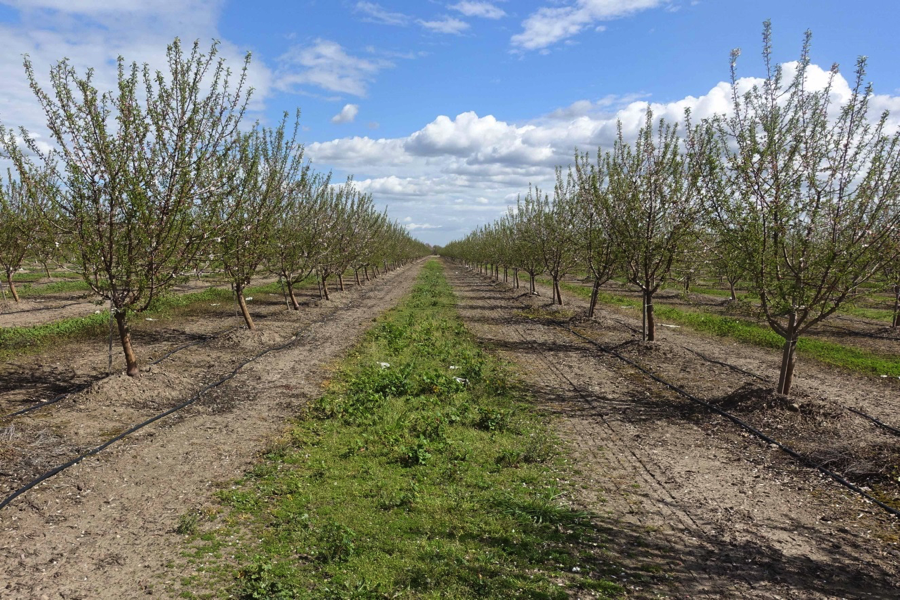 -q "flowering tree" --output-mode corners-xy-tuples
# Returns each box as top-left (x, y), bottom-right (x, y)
(602, 110), (707, 341)
(574, 151), (617, 318)
(218, 113), (306, 329)
(708, 22), (900, 394)
(269, 170), (330, 310)
(2, 39), (252, 375)
(0, 163), (44, 301)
